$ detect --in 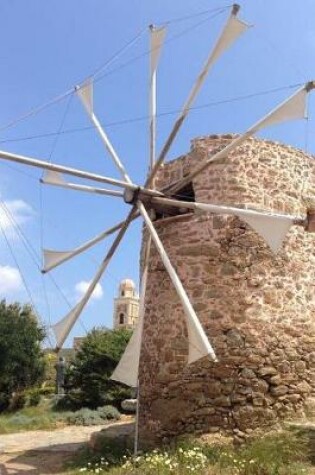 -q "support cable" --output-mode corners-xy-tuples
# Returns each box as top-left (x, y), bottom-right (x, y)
(0, 83), (304, 145)
(0, 6), (228, 134)
(93, 8), (228, 86)
(39, 93), (74, 334)
(0, 200), (88, 337)
(0, 214), (54, 347)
